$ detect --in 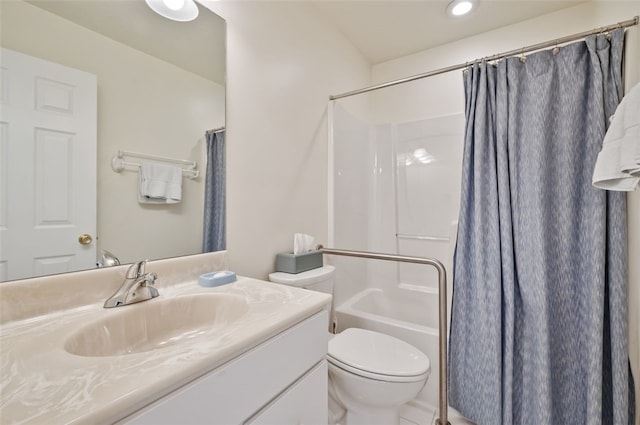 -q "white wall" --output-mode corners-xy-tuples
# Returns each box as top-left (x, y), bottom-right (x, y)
(371, 2), (640, 122)
(205, 4), (639, 406)
(203, 1), (371, 279)
(623, 14), (640, 425)
(1, 0), (225, 265)
(370, 1), (640, 421)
